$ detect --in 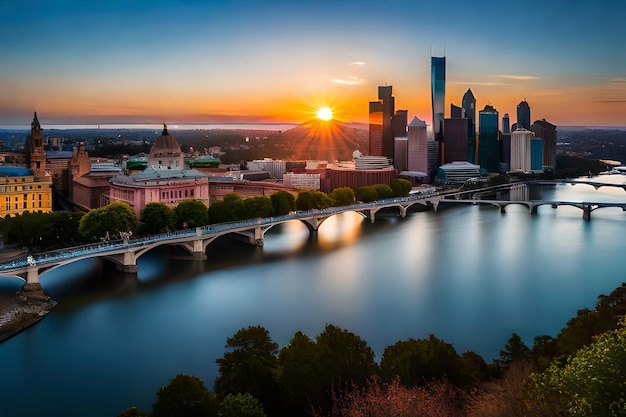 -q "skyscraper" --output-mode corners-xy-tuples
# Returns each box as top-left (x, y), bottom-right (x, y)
(407, 116), (428, 174)
(517, 100), (531, 130)
(510, 128), (533, 172)
(431, 57), (446, 141)
(478, 104), (499, 173)
(378, 85), (395, 159)
(461, 89), (476, 162)
(391, 109), (408, 138)
(502, 113), (510, 134)
(532, 119), (557, 170)
(368, 101), (384, 157)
